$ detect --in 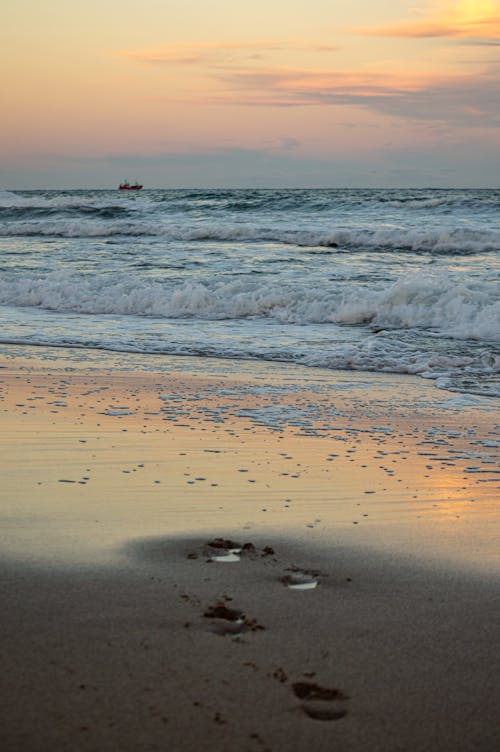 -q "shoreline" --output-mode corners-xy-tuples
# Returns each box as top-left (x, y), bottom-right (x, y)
(1, 345), (499, 750)
(1, 337), (498, 400)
